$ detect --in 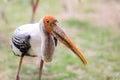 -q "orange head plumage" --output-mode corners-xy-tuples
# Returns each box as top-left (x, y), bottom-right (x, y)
(43, 16), (58, 33)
